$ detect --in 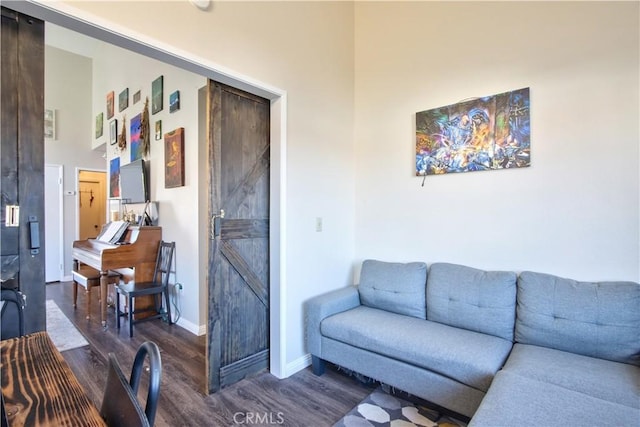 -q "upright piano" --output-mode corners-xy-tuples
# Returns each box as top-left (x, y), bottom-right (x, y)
(72, 226), (161, 327)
